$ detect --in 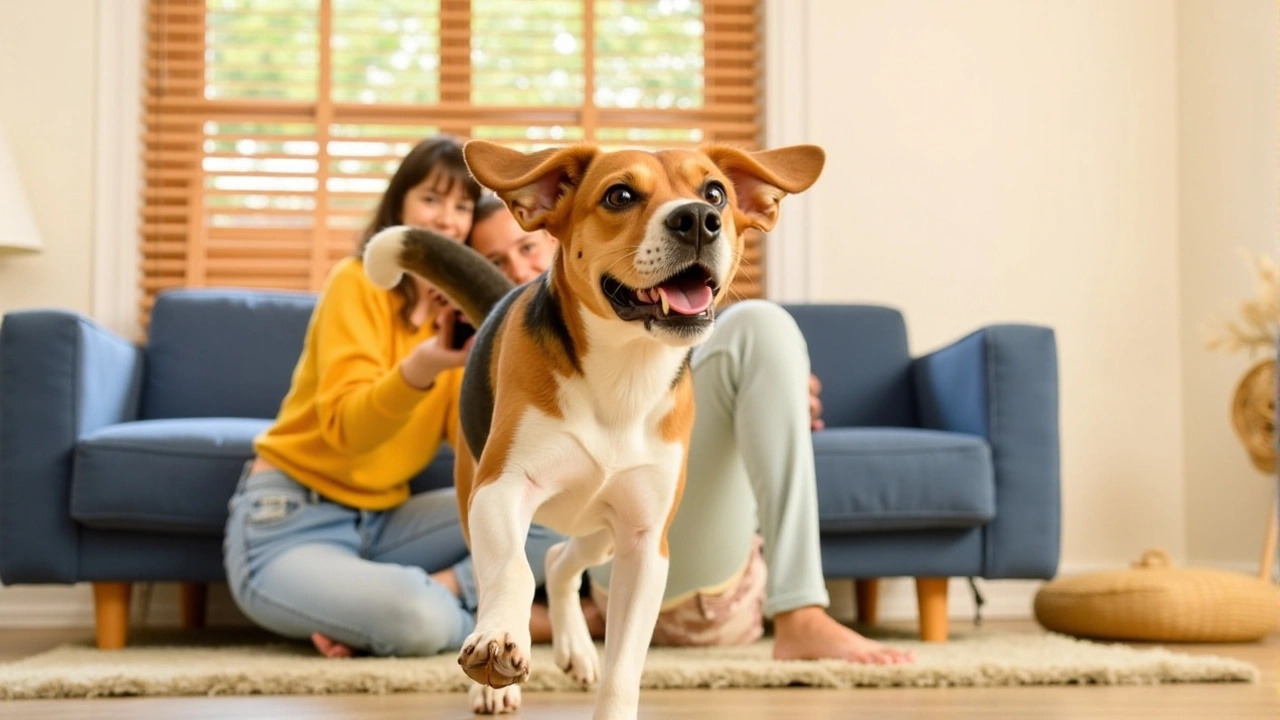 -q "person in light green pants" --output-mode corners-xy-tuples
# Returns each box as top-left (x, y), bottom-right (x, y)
(468, 195), (913, 664)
